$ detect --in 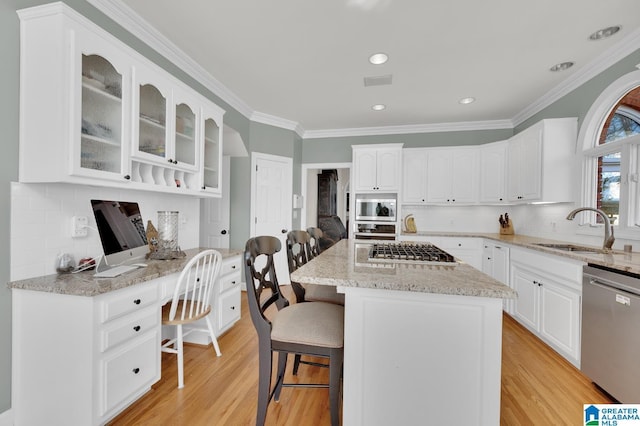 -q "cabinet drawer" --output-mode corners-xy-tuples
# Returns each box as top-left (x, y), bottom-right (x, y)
(220, 271), (241, 293)
(437, 237), (483, 250)
(100, 284), (158, 324)
(218, 289), (241, 331)
(221, 256), (241, 276)
(101, 331), (159, 416)
(100, 306), (159, 352)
